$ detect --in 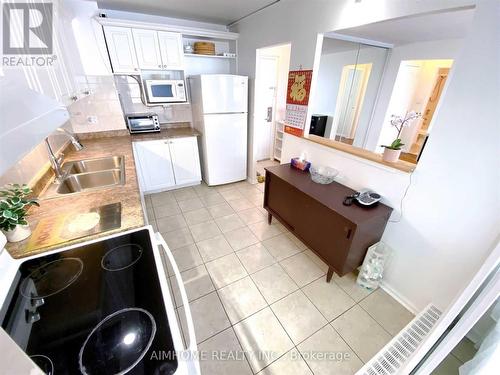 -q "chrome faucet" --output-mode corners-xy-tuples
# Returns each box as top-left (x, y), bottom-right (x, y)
(45, 128), (84, 182)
